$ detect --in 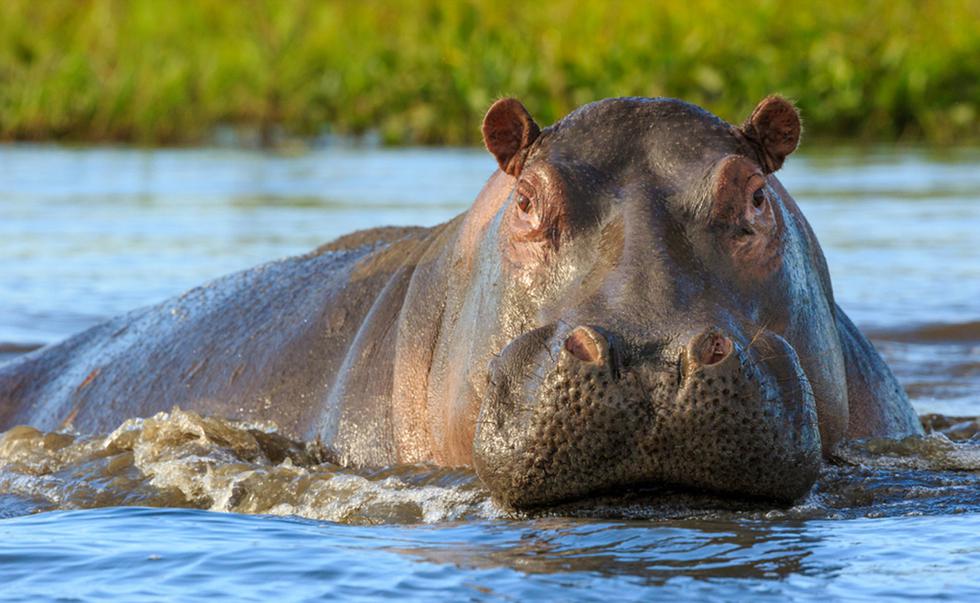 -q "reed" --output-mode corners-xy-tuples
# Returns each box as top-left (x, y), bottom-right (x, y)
(0, 0), (977, 145)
